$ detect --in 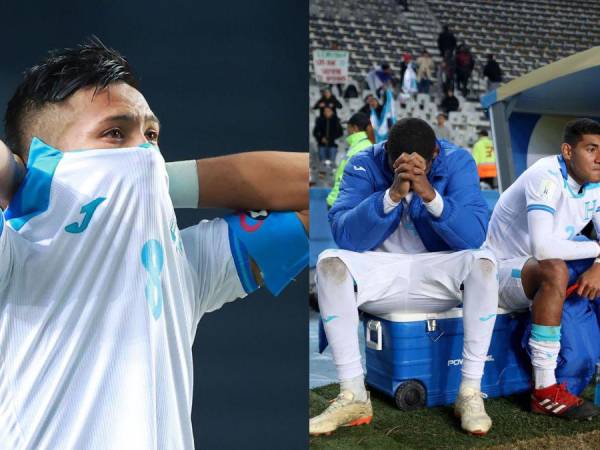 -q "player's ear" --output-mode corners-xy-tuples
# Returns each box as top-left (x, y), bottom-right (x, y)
(560, 142), (572, 161)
